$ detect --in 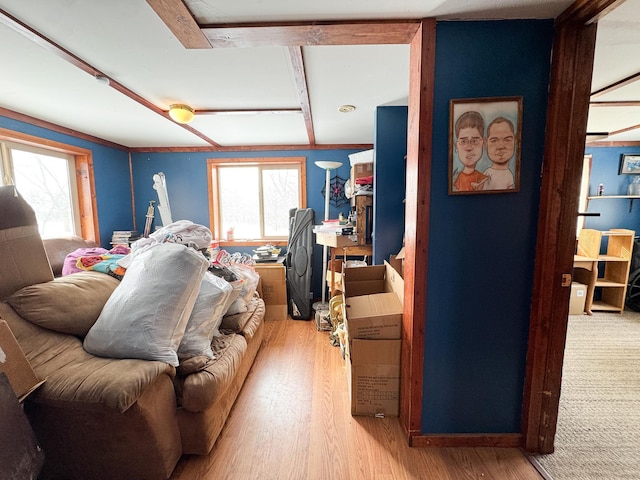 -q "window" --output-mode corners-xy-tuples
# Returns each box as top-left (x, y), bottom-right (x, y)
(0, 128), (98, 241)
(208, 157), (306, 243)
